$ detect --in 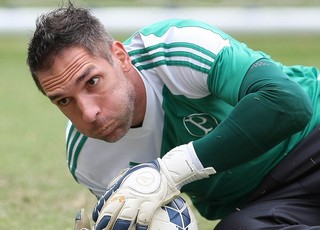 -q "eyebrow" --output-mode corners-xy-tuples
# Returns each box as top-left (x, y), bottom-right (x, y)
(76, 65), (94, 84)
(48, 94), (62, 101)
(47, 65), (95, 101)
